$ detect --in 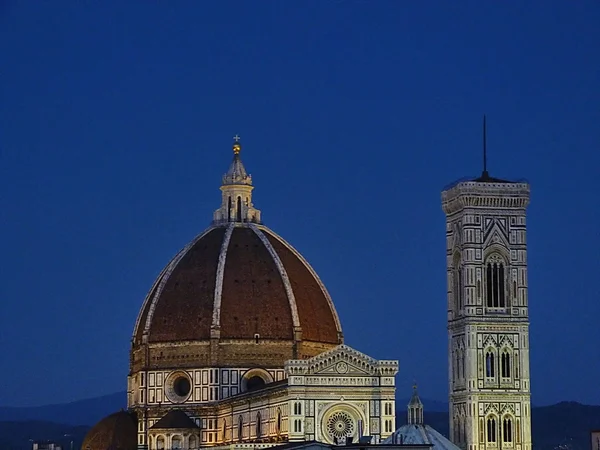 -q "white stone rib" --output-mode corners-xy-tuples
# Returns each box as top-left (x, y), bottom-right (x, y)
(249, 224), (301, 329)
(140, 226), (217, 338)
(211, 222), (235, 330)
(259, 226), (343, 337)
